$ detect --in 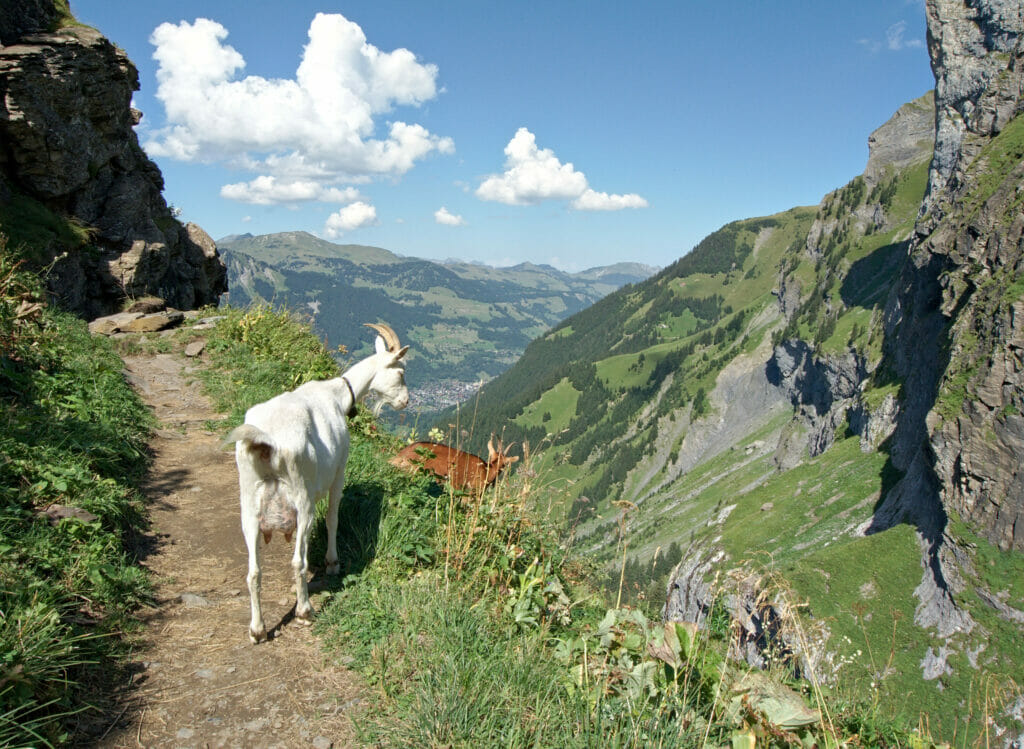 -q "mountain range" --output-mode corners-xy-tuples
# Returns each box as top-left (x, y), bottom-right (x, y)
(444, 1), (1024, 732)
(217, 231), (657, 409)
(3, 0), (1022, 740)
